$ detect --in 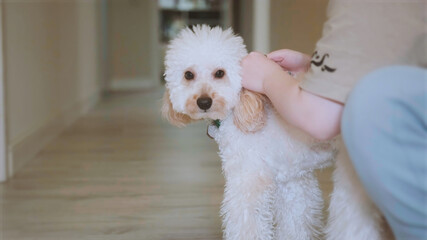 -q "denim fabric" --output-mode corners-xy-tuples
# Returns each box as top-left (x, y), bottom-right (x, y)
(342, 66), (427, 240)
